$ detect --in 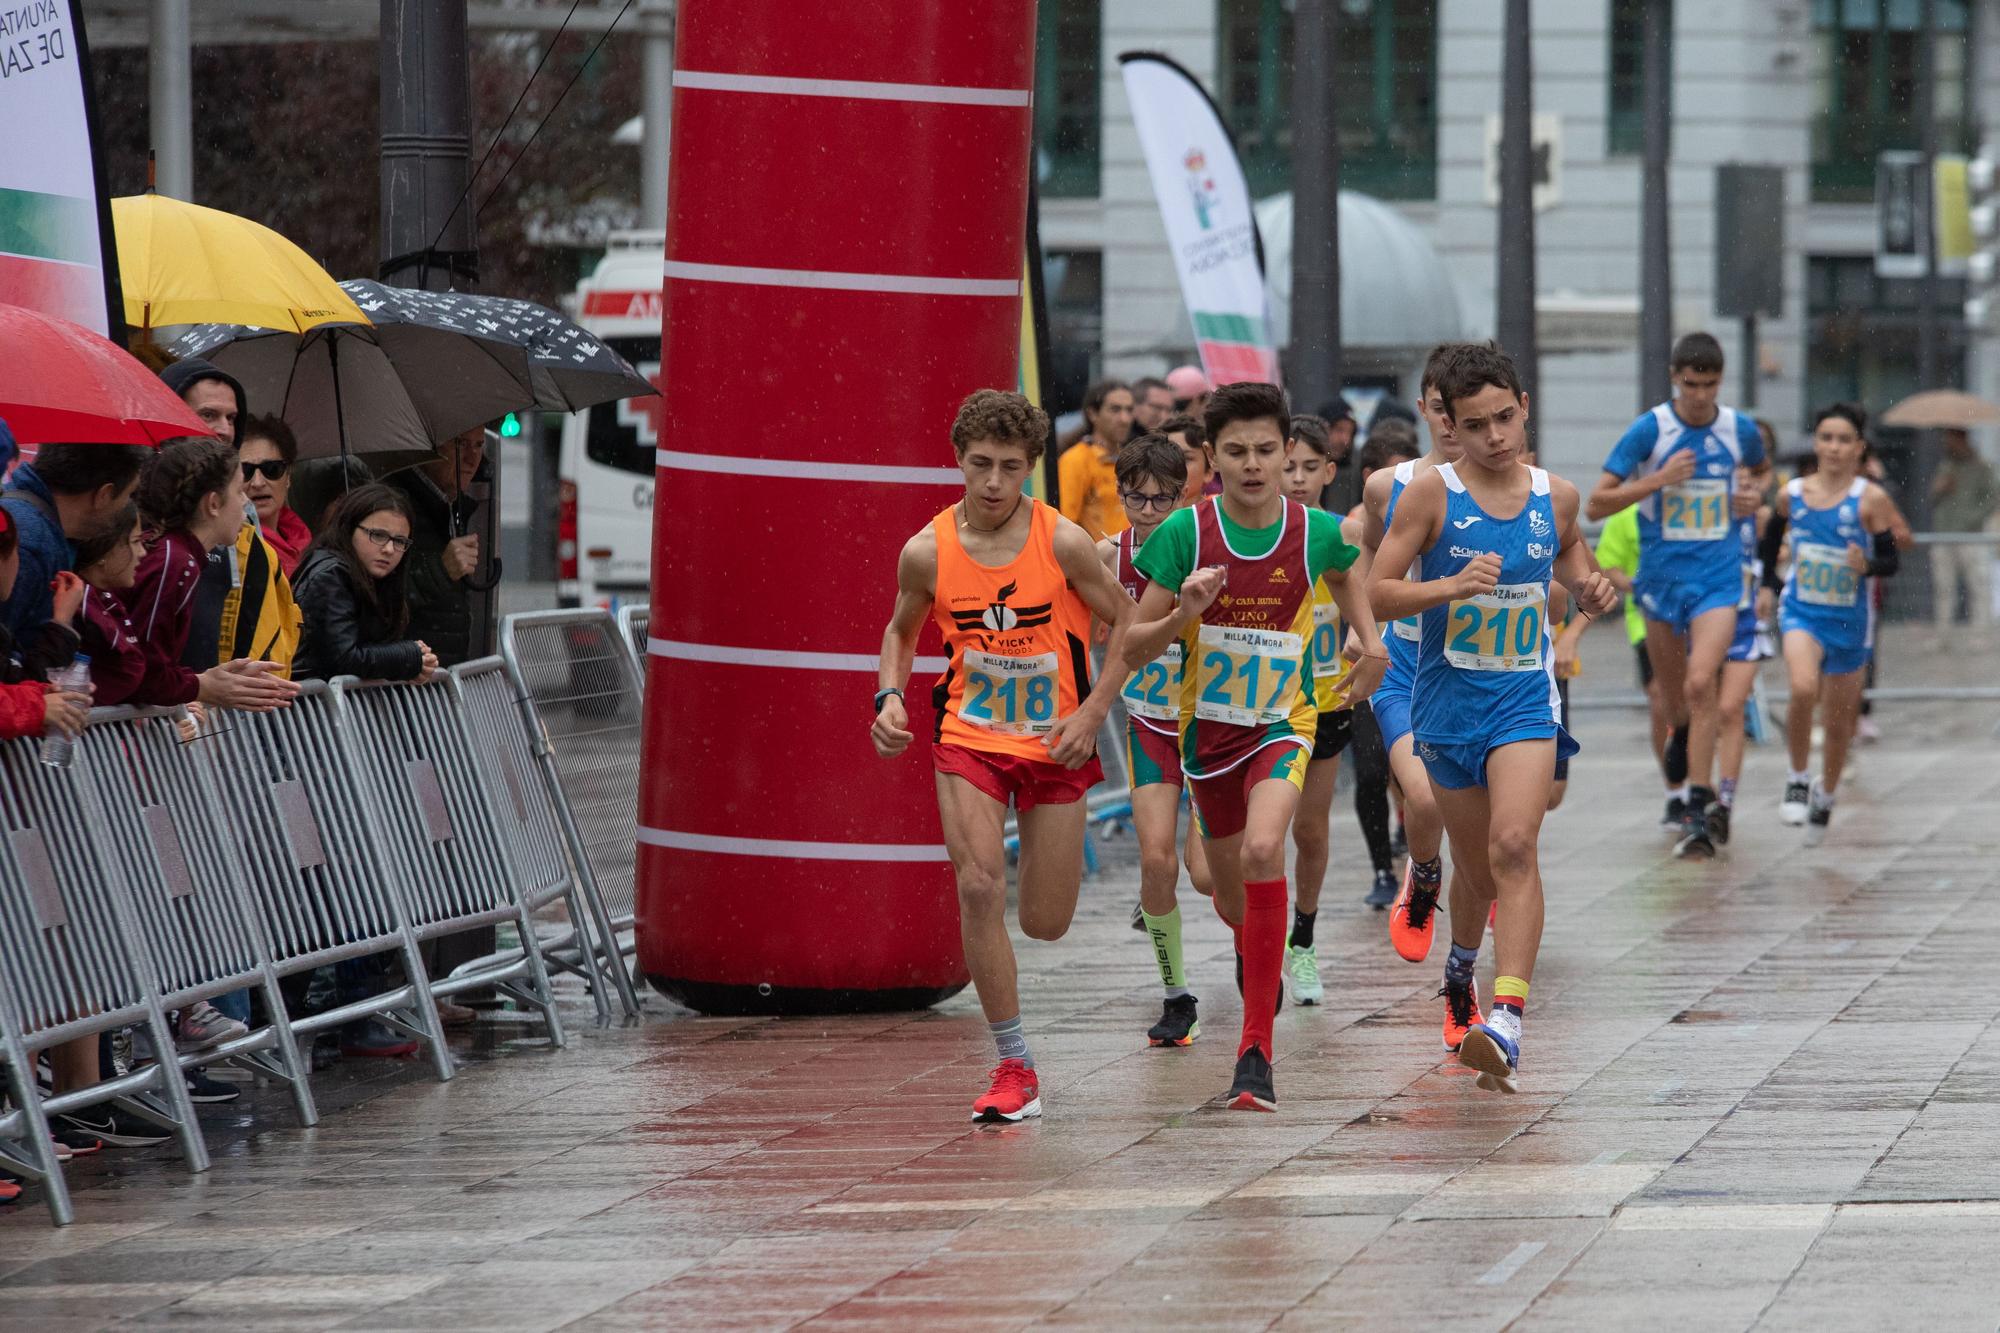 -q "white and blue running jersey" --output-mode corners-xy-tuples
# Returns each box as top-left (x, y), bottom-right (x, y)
(1411, 464), (1564, 747)
(1779, 476), (1873, 653)
(1379, 459), (1422, 691)
(1602, 403), (1766, 589)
